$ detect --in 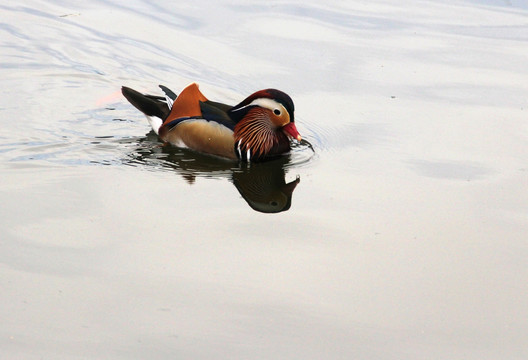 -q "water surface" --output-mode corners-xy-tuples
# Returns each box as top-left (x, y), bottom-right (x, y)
(1, 1), (527, 359)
